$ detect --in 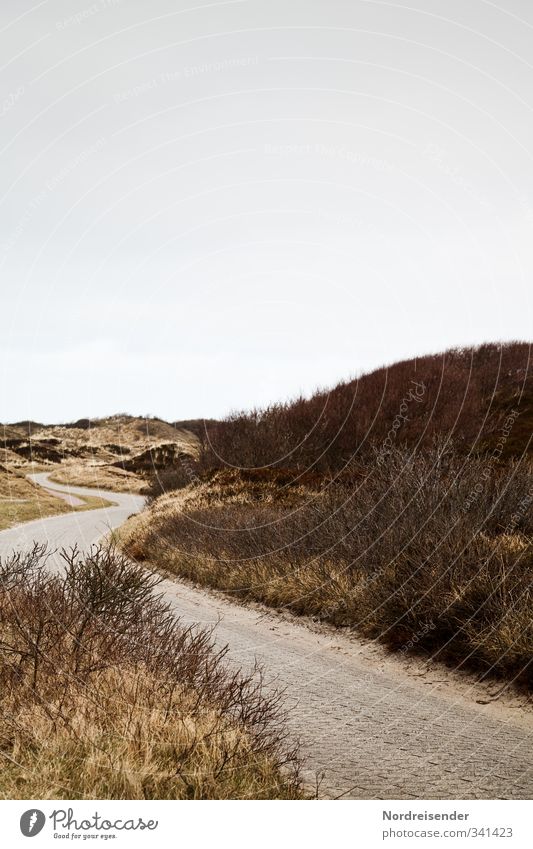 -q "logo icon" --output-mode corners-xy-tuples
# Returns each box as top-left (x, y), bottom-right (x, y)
(20, 810), (46, 837)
